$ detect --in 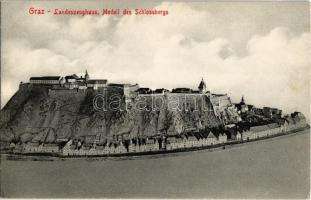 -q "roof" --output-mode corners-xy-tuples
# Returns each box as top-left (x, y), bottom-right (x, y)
(78, 82), (86, 86)
(187, 136), (197, 141)
(217, 132), (225, 137)
(108, 83), (125, 87)
(240, 96), (245, 104)
(211, 93), (228, 97)
(253, 107), (264, 114)
(30, 76), (61, 80)
(109, 83), (138, 88)
(65, 74), (79, 79)
(292, 112), (306, 122)
(292, 112), (305, 118)
(171, 88), (192, 93)
(235, 103), (242, 110)
(87, 79), (107, 84)
(285, 116), (295, 125)
(198, 79), (206, 89)
(154, 88), (169, 93)
(136, 88), (152, 94)
(207, 131), (217, 138)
